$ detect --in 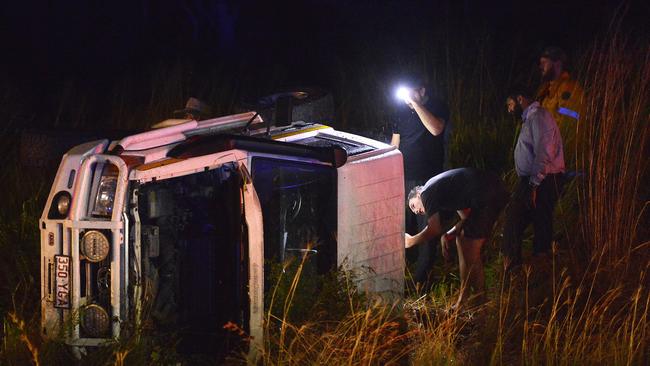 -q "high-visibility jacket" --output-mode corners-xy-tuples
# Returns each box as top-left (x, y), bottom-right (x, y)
(536, 71), (584, 165)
